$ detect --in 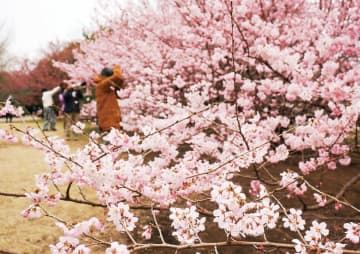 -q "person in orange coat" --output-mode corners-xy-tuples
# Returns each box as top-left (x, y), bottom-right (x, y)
(94, 65), (125, 132)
